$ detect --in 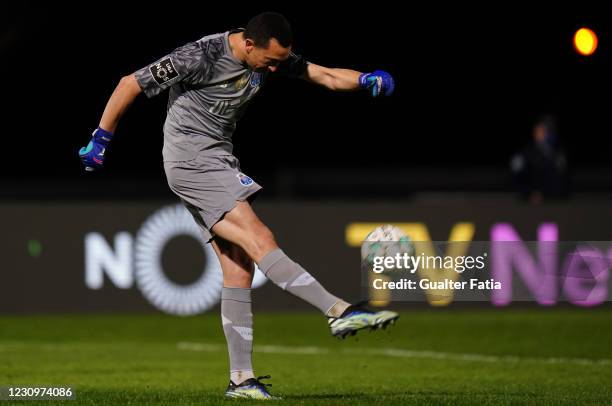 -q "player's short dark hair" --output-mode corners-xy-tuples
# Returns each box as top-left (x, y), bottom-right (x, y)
(244, 12), (292, 48)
